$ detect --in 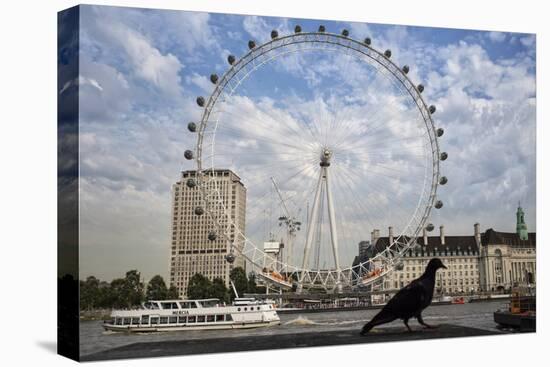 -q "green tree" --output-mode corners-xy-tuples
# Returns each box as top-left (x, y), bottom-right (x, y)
(109, 278), (126, 308)
(247, 272), (259, 294)
(229, 267), (248, 299)
(80, 276), (100, 310)
(97, 281), (113, 308)
(187, 273), (212, 299)
(166, 285), (179, 299)
(120, 270), (144, 308)
(210, 278), (229, 303)
(146, 275), (168, 300)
